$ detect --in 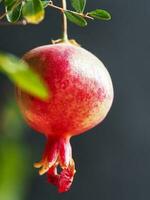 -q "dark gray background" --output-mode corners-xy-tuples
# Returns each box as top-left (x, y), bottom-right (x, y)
(1, 0), (150, 200)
